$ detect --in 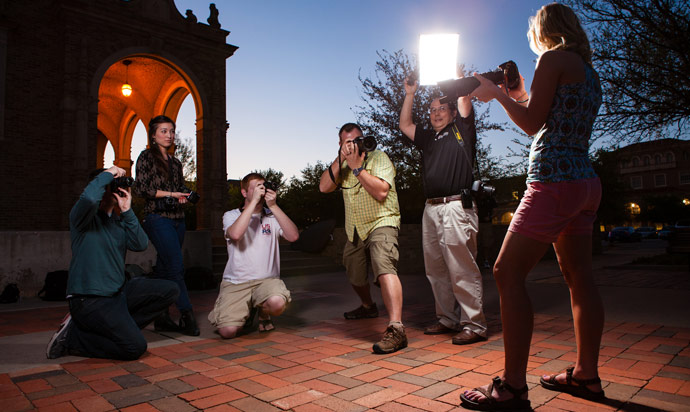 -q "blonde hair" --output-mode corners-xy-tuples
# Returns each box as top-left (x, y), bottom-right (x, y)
(528, 3), (592, 63)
